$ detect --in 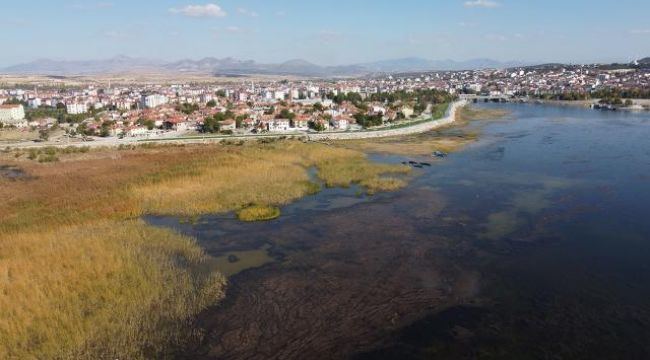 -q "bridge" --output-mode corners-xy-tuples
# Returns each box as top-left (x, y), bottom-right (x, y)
(459, 94), (521, 103)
